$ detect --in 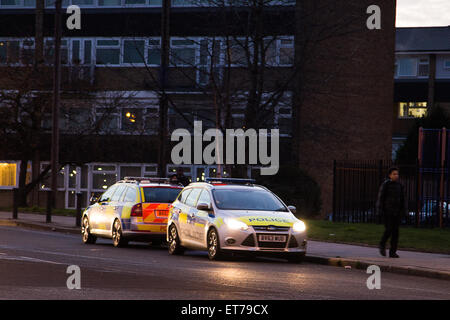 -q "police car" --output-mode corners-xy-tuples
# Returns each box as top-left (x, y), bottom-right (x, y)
(167, 178), (307, 262)
(81, 177), (182, 247)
